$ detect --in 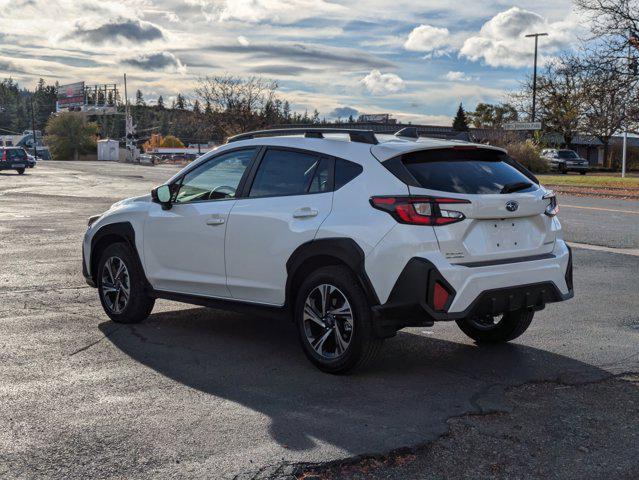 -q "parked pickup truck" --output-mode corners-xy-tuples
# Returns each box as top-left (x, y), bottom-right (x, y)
(0, 147), (31, 174)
